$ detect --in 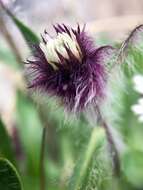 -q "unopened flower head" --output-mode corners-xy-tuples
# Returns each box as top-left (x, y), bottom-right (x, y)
(26, 24), (114, 112)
